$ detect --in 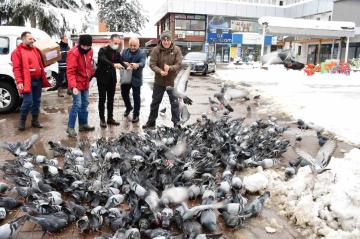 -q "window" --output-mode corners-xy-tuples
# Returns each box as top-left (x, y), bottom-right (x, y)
(297, 46), (301, 56)
(279, 1), (283, 6)
(0, 37), (9, 54)
(175, 19), (205, 31)
(328, 15), (331, 21)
